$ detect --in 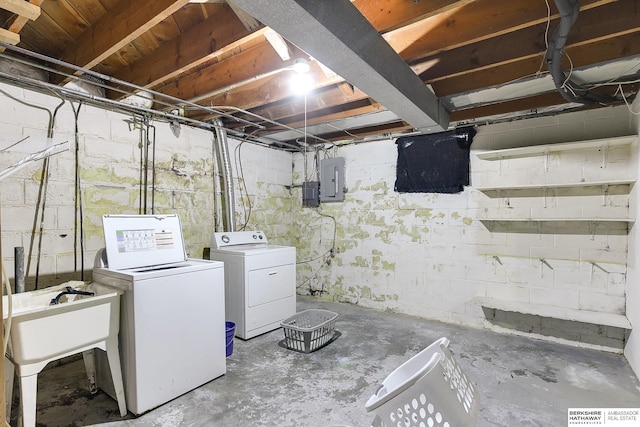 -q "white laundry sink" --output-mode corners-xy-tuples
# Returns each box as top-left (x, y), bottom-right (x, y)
(3, 281), (127, 427)
(3, 281), (122, 367)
